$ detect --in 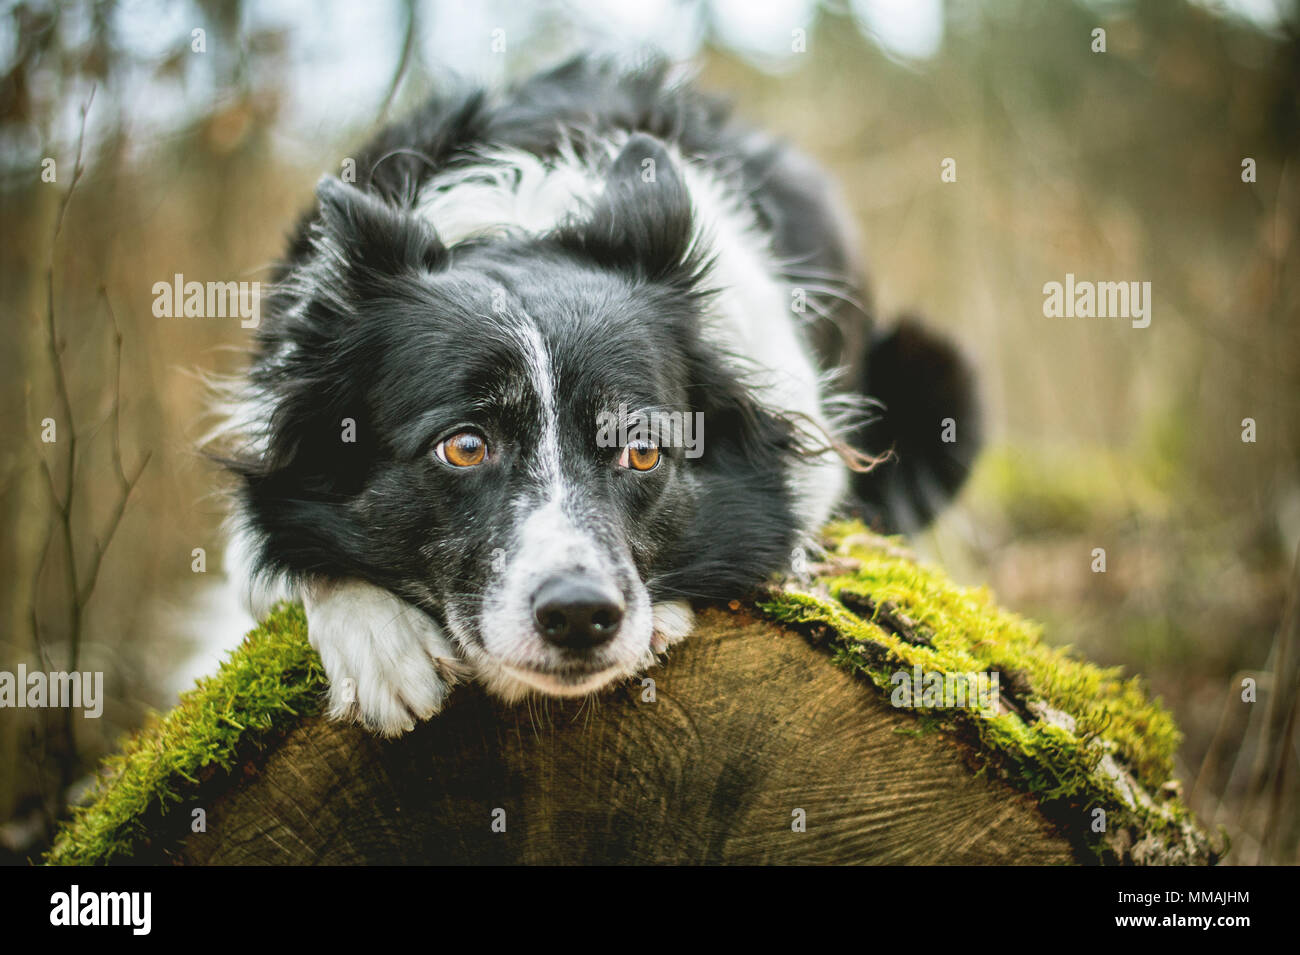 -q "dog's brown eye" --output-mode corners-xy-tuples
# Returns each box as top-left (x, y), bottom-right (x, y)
(618, 440), (660, 472)
(436, 431), (487, 468)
